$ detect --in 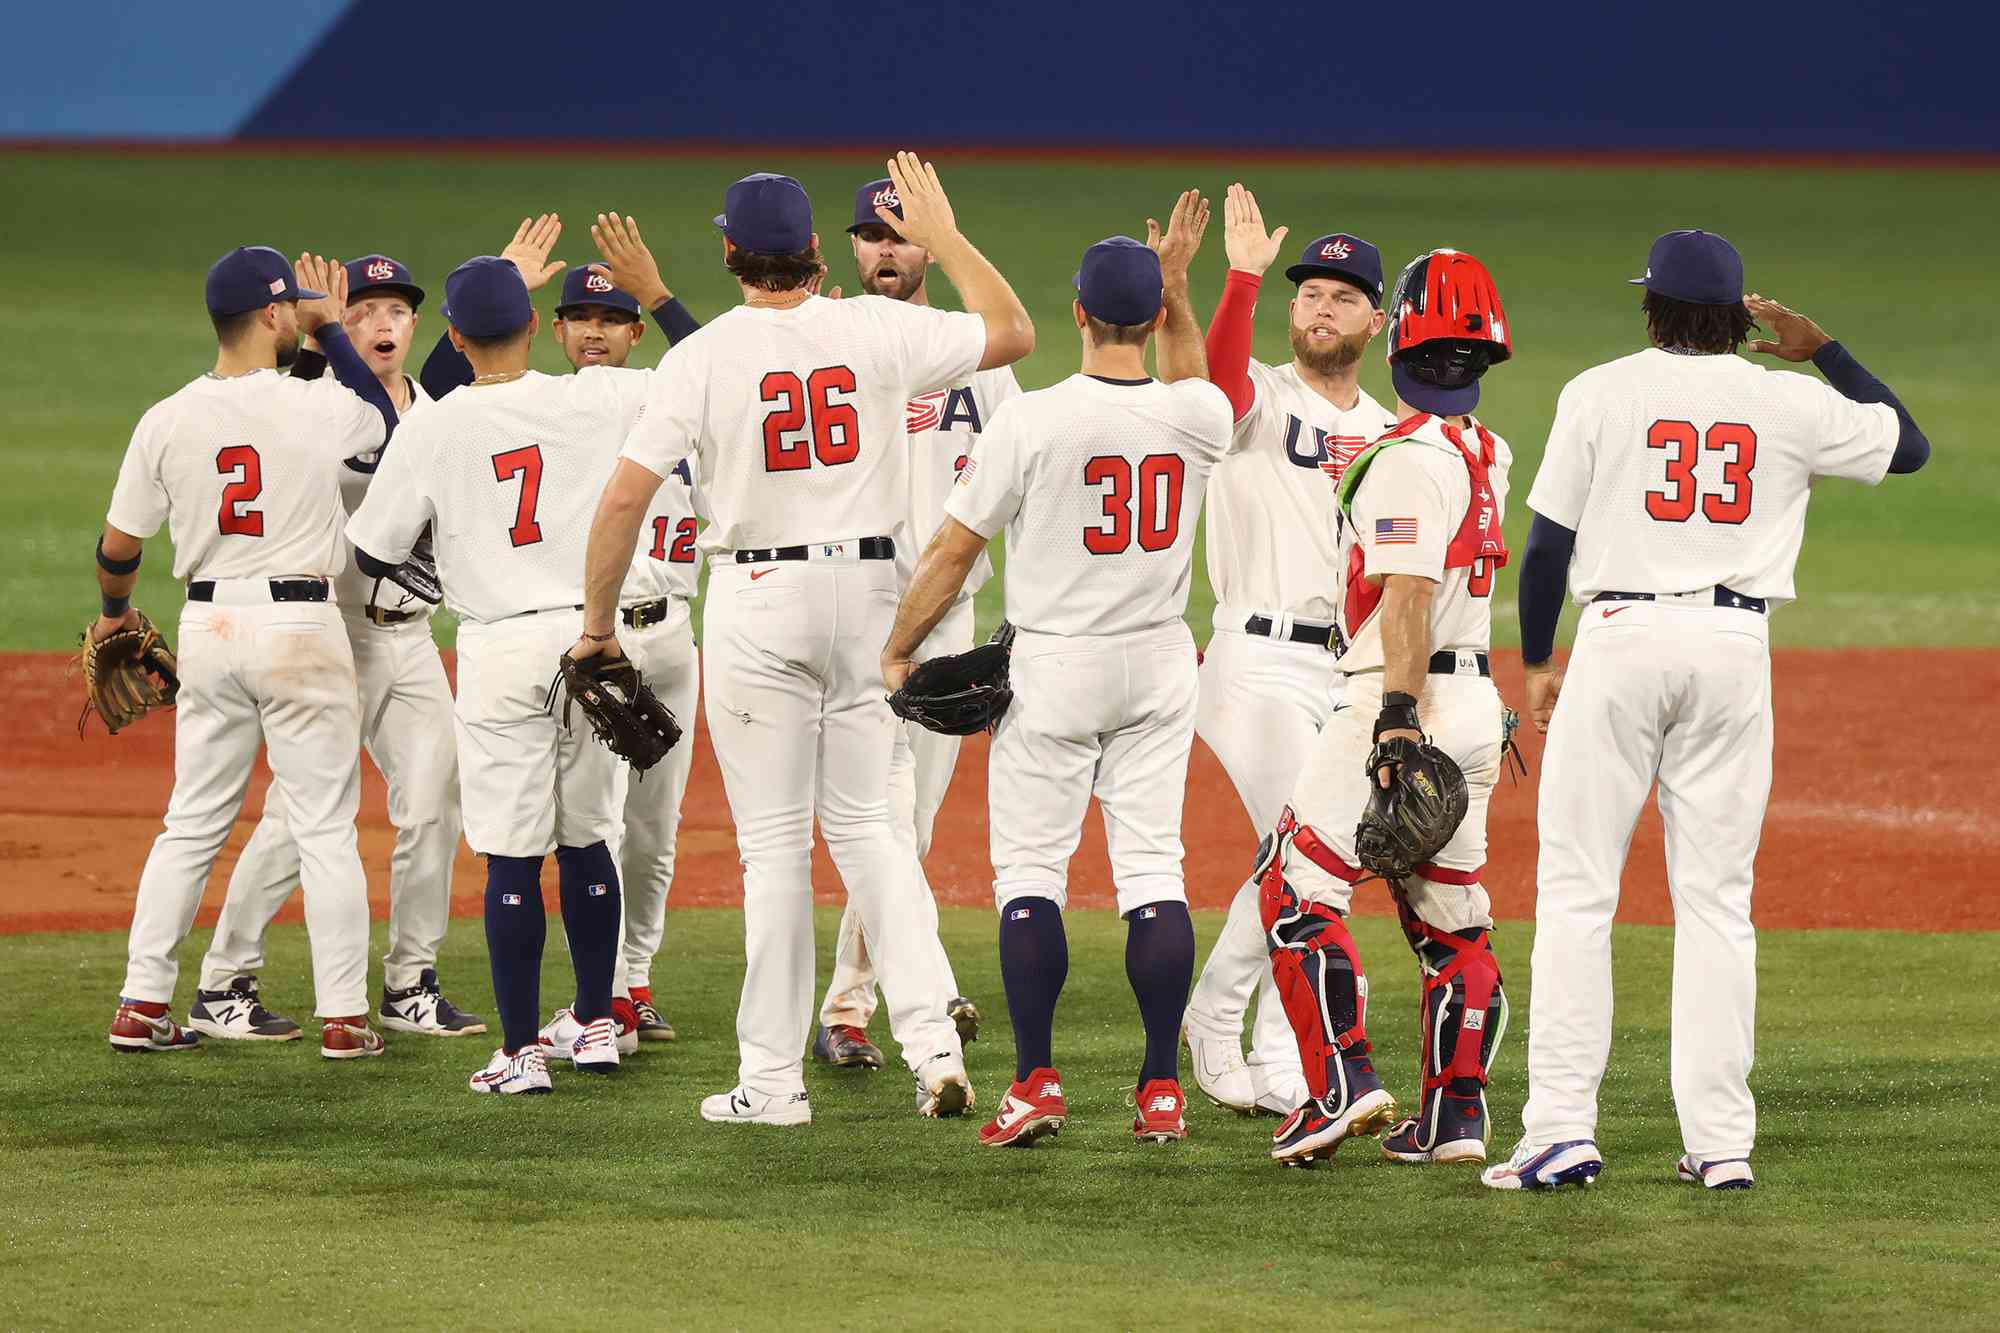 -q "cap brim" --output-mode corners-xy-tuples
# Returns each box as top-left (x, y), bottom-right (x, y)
(349, 282), (425, 309)
(293, 287), (327, 301)
(1283, 263), (1380, 305)
(712, 213), (728, 231)
(1627, 276), (1650, 286)
(1391, 360), (1480, 415)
